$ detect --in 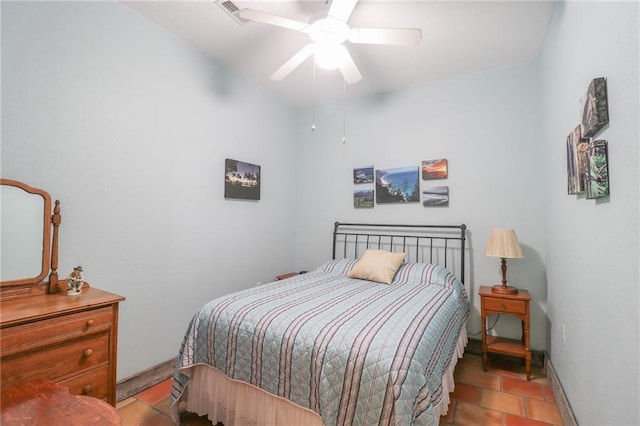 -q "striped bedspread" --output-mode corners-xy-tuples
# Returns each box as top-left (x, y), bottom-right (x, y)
(171, 259), (469, 425)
